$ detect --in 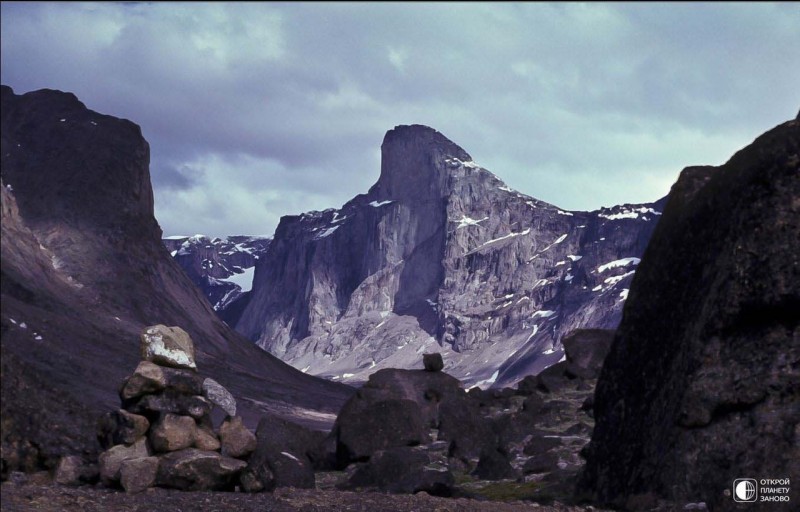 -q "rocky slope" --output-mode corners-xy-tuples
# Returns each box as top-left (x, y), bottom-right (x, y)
(578, 114), (799, 510)
(162, 235), (270, 321)
(235, 125), (665, 388)
(0, 86), (351, 477)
